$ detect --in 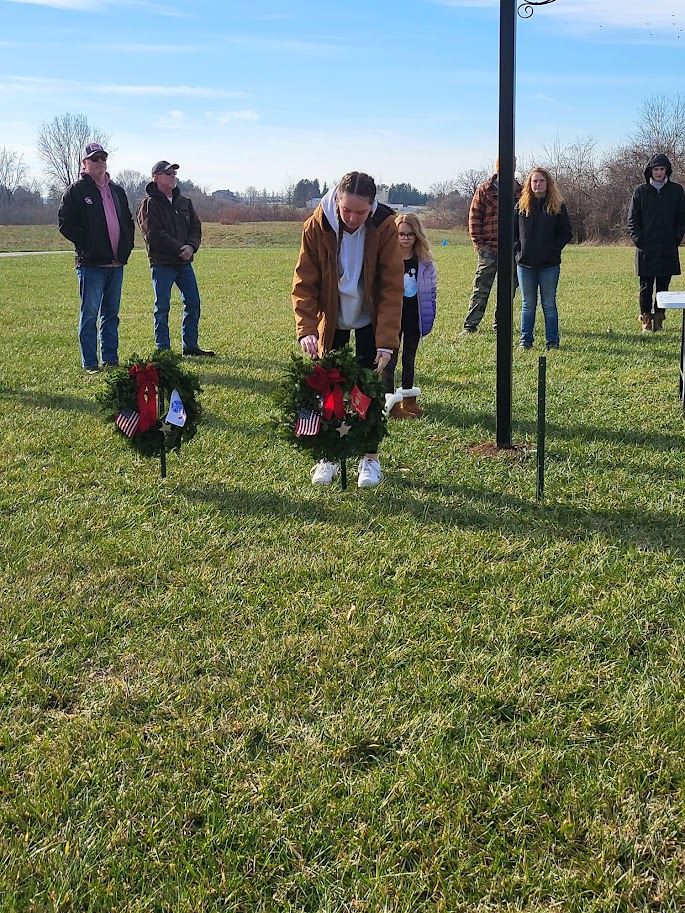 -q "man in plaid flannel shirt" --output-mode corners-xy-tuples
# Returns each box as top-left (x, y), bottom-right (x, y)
(461, 161), (521, 335)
